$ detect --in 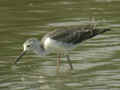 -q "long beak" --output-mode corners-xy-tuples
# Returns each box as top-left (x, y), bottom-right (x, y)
(15, 51), (26, 64)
